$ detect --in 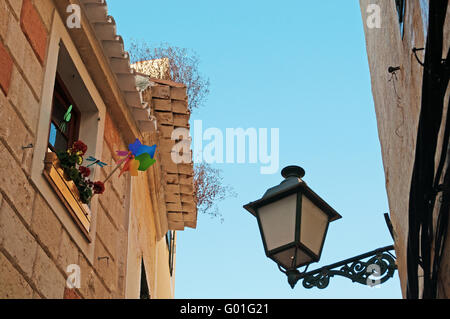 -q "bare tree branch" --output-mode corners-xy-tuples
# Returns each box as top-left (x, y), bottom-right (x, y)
(193, 163), (237, 221)
(129, 40), (210, 112)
